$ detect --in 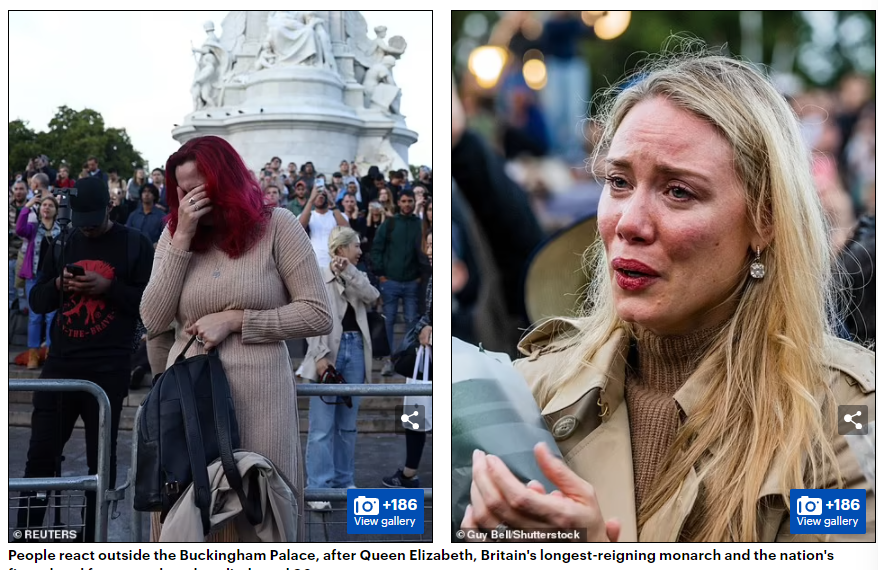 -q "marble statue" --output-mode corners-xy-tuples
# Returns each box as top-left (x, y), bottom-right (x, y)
(344, 12), (407, 81)
(370, 26), (407, 63)
(253, 39), (277, 71)
(191, 21), (231, 109)
(307, 12), (337, 72)
(174, 11), (418, 174)
(264, 11), (337, 71)
(218, 11), (247, 74)
(355, 136), (408, 177)
(362, 55), (400, 114)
